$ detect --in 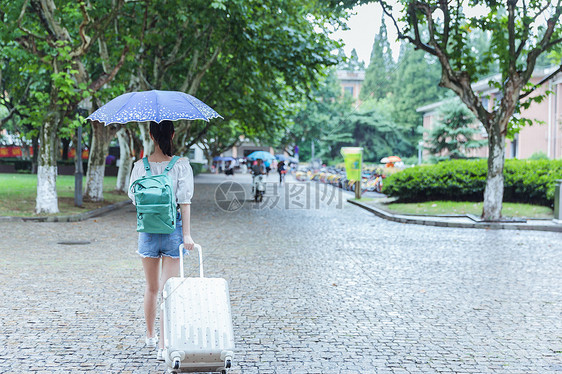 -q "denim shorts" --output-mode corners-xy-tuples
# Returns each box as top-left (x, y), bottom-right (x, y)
(137, 212), (187, 259)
